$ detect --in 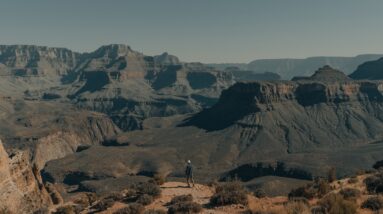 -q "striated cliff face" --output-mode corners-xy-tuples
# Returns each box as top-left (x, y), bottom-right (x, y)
(0, 44), (234, 130)
(60, 44), (233, 130)
(183, 68), (383, 158)
(0, 139), (52, 213)
(0, 45), (80, 76)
